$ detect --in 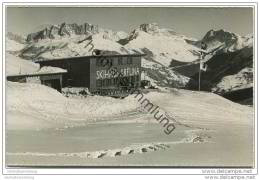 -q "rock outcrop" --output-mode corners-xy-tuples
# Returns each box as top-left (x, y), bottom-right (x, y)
(26, 22), (99, 42)
(201, 29), (253, 52)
